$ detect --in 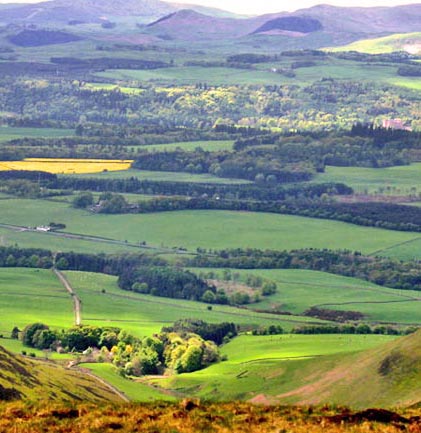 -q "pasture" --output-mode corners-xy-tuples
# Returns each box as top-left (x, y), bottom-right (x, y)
(73, 168), (249, 184)
(137, 140), (234, 152)
(331, 32), (421, 54)
(191, 268), (421, 325)
(0, 199), (420, 258)
(151, 334), (397, 401)
(0, 127), (74, 142)
(93, 58), (417, 89)
(0, 226), (145, 254)
(0, 158), (133, 174)
(0, 268), (73, 336)
(314, 164), (421, 196)
(63, 271), (322, 338)
(85, 363), (175, 402)
(95, 66), (298, 86)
